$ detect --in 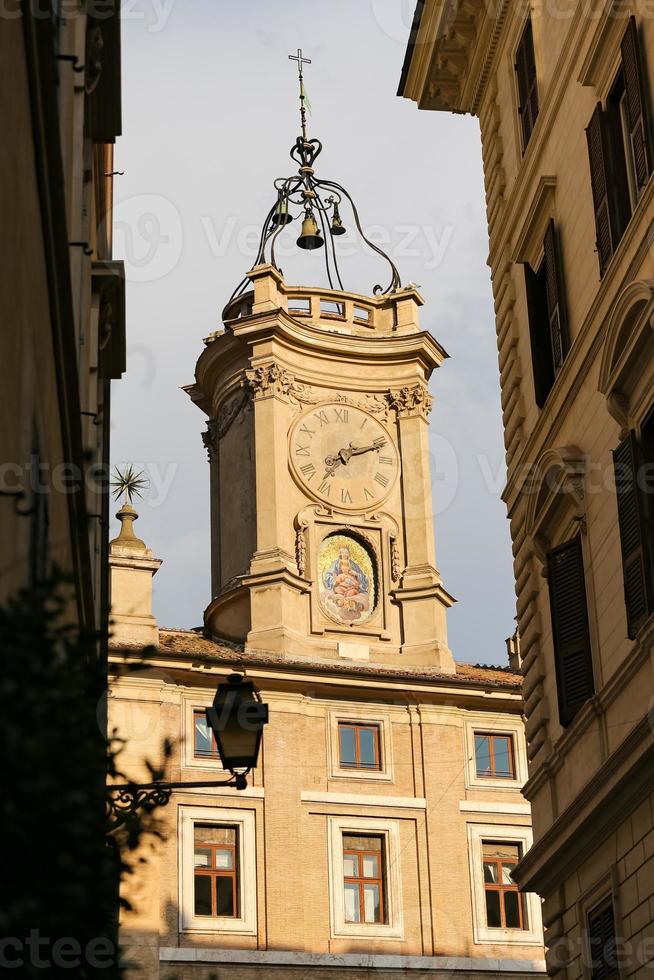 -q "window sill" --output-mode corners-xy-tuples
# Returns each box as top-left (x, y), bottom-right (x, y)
(474, 927), (543, 946)
(331, 922), (404, 941)
(181, 919), (257, 937)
